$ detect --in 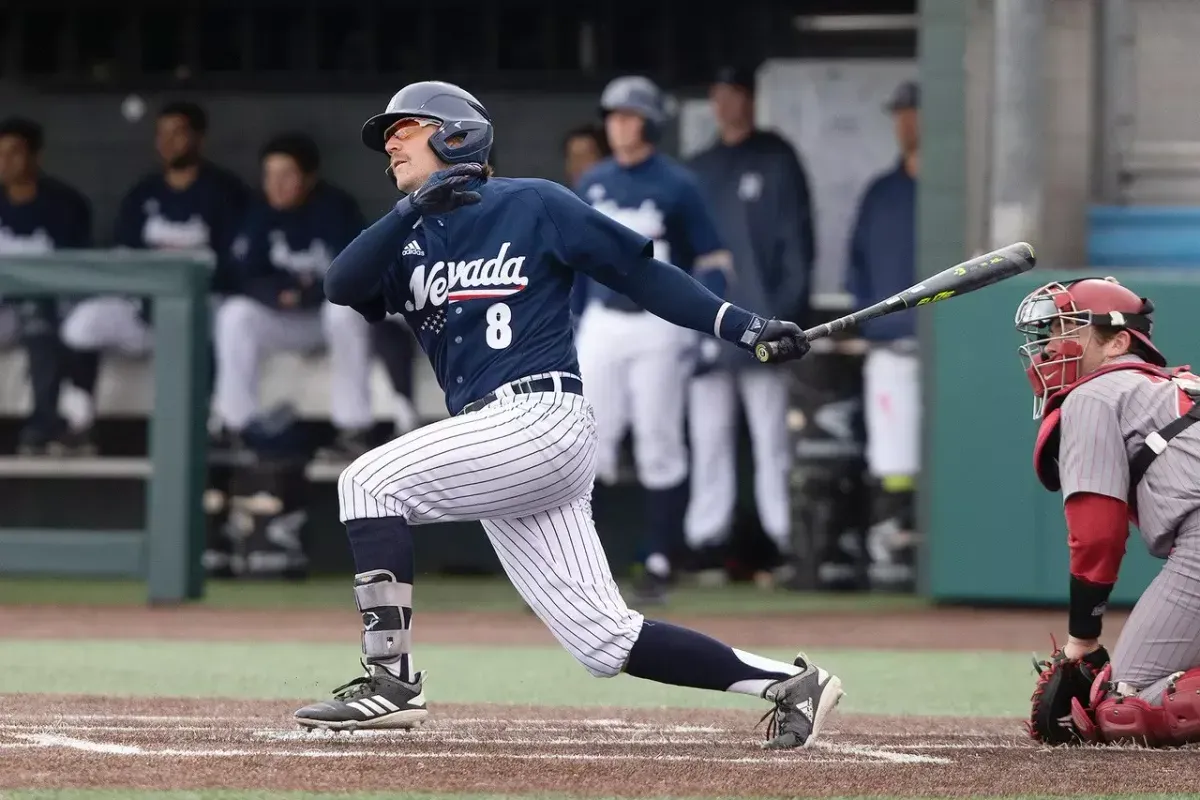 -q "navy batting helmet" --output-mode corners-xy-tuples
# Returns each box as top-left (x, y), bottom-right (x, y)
(361, 81), (493, 166)
(599, 76), (668, 142)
